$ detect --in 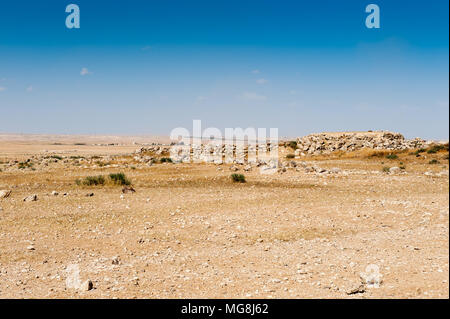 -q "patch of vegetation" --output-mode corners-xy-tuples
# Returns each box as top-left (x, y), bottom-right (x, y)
(366, 150), (392, 158)
(414, 148), (426, 155)
(382, 166), (390, 173)
(286, 153), (295, 159)
(18, 161), (33, 169)
(231, 173), (246, 183)
(160, 157), (173, 163)
(429, 159), (440, 164)
(74, 143), (86, 145)
(109, 172), (131, 186)
(50, 155), (63, 160)
(386, 153), (398, 160)
(287, 141), (298, 150)
(427, 144), (448, 154)
(76, 175), (105, 186)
